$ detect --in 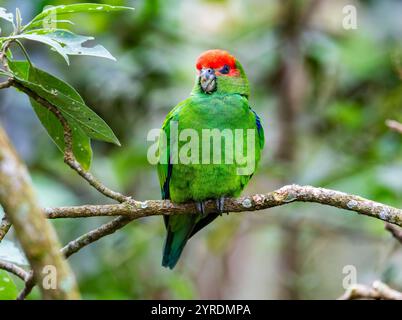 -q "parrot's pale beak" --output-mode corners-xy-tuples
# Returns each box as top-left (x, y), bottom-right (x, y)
(200, 68), (217, 93)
